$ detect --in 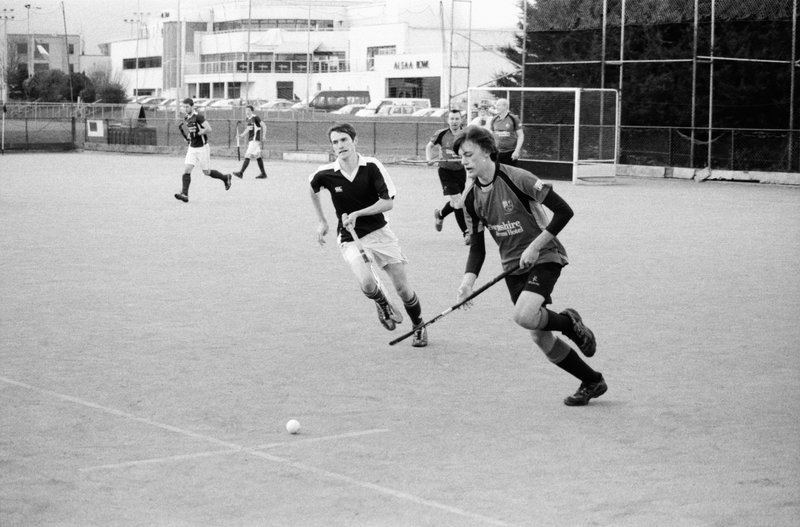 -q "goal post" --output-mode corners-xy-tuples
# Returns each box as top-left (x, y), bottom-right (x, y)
(466, 87), (619, 184)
